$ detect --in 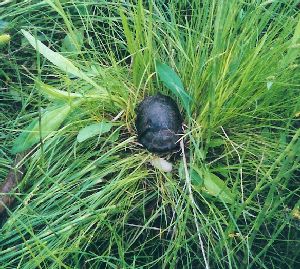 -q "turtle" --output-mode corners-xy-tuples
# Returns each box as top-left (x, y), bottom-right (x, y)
(135, 93), (183, 153)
